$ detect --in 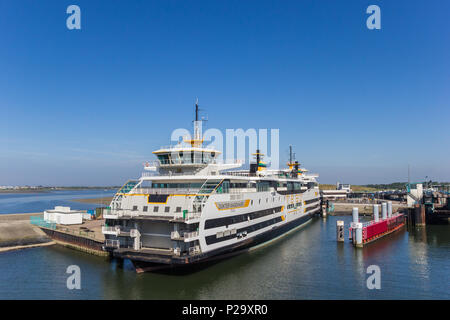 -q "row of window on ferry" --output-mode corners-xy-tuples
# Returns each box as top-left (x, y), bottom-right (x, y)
(131, 205), (183, 213)
(145, 181), (316, 192)
(157, 151), (216, 165)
